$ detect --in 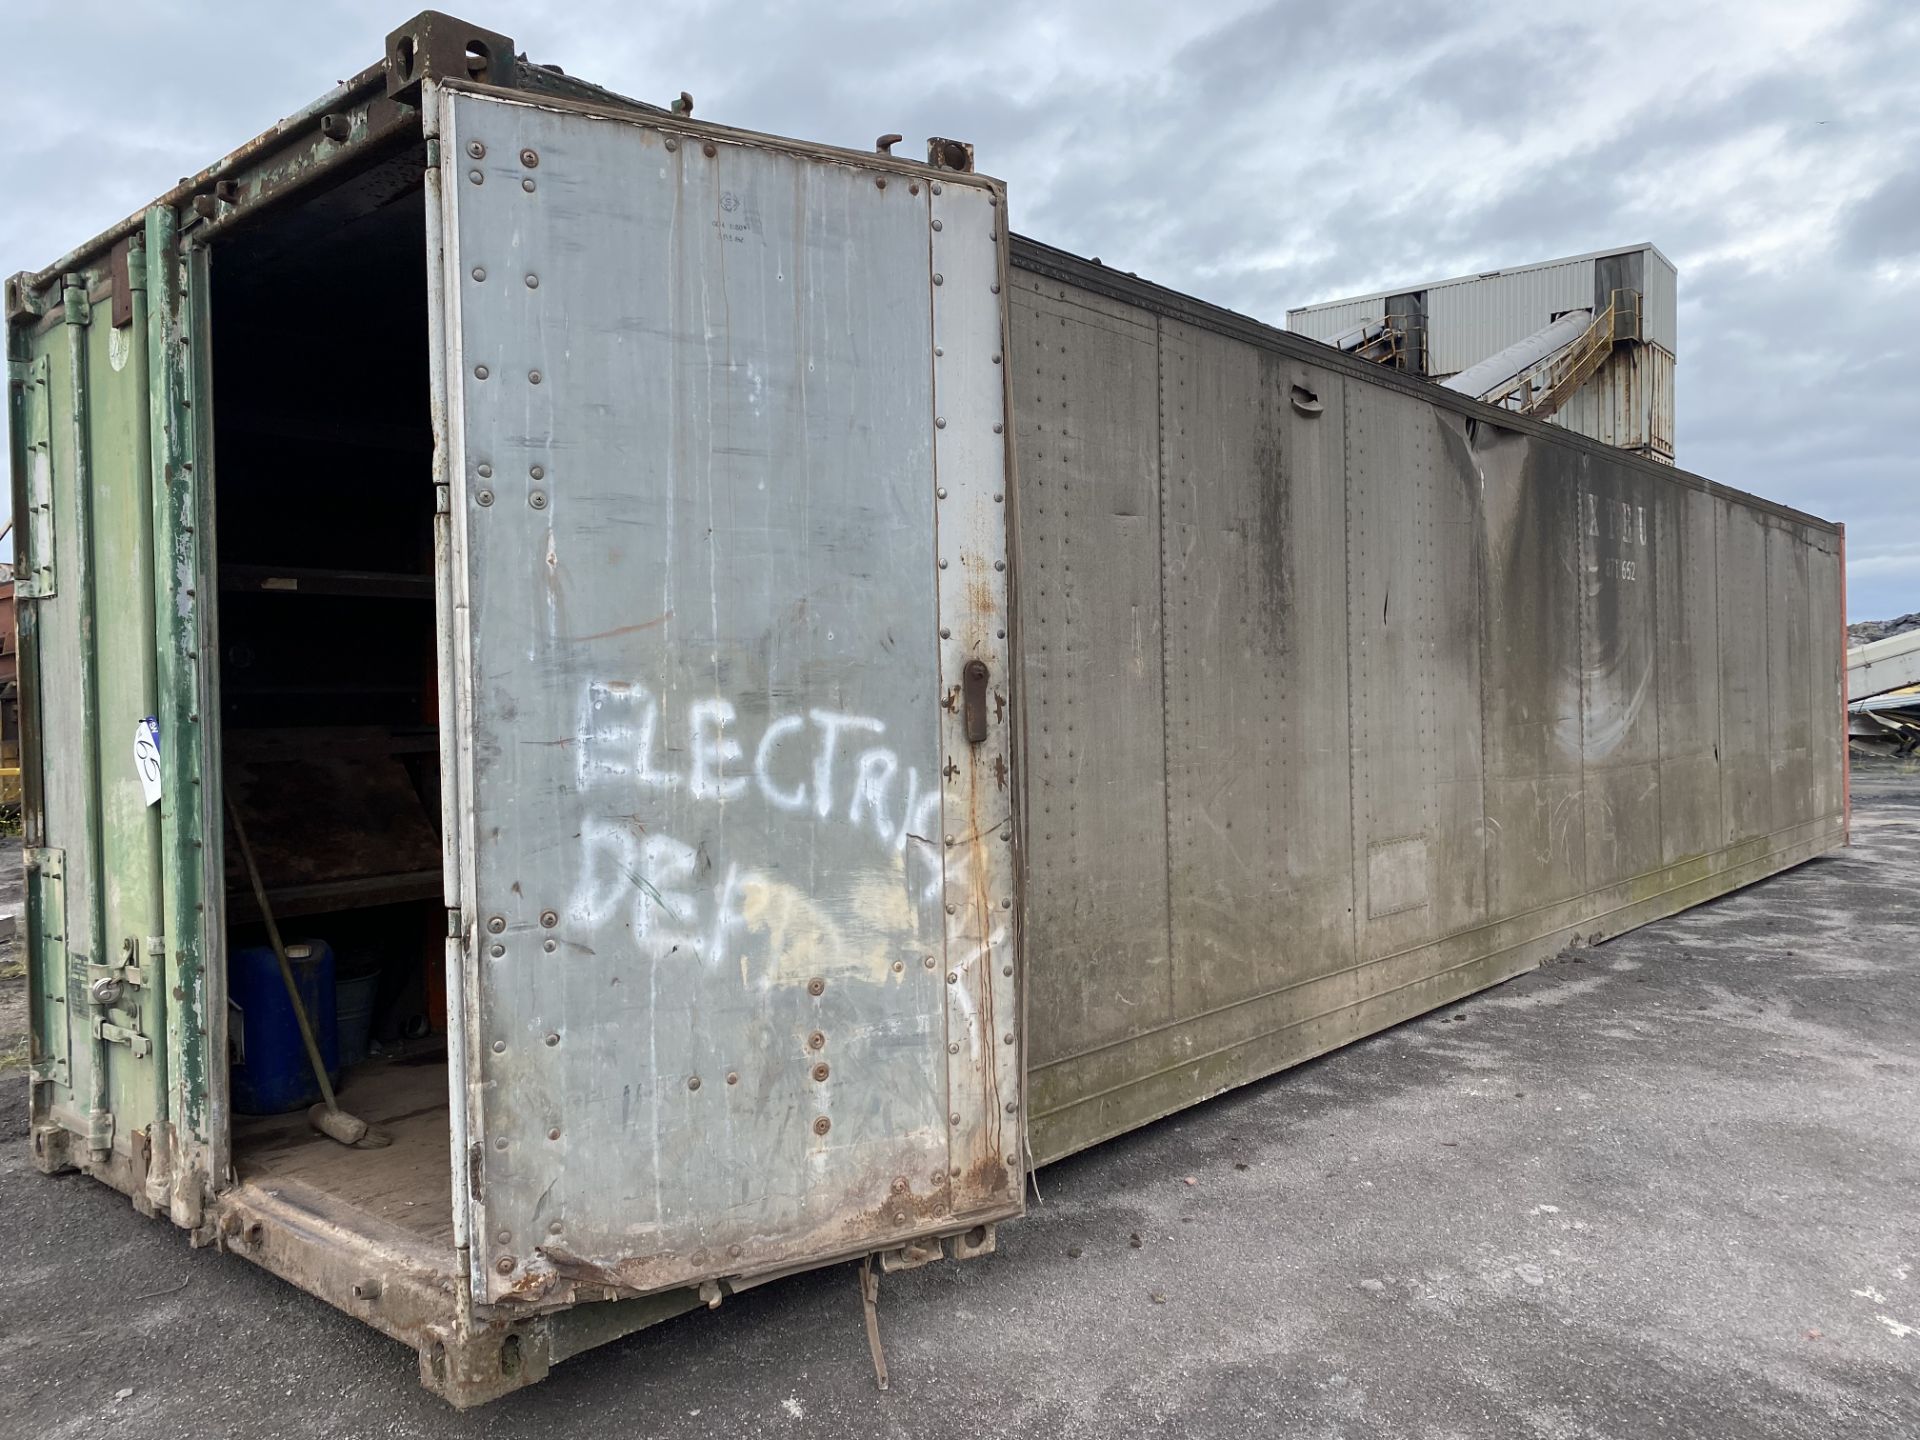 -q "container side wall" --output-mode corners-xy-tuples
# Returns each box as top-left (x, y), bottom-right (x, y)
(1013, 255), (1842, 1166)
